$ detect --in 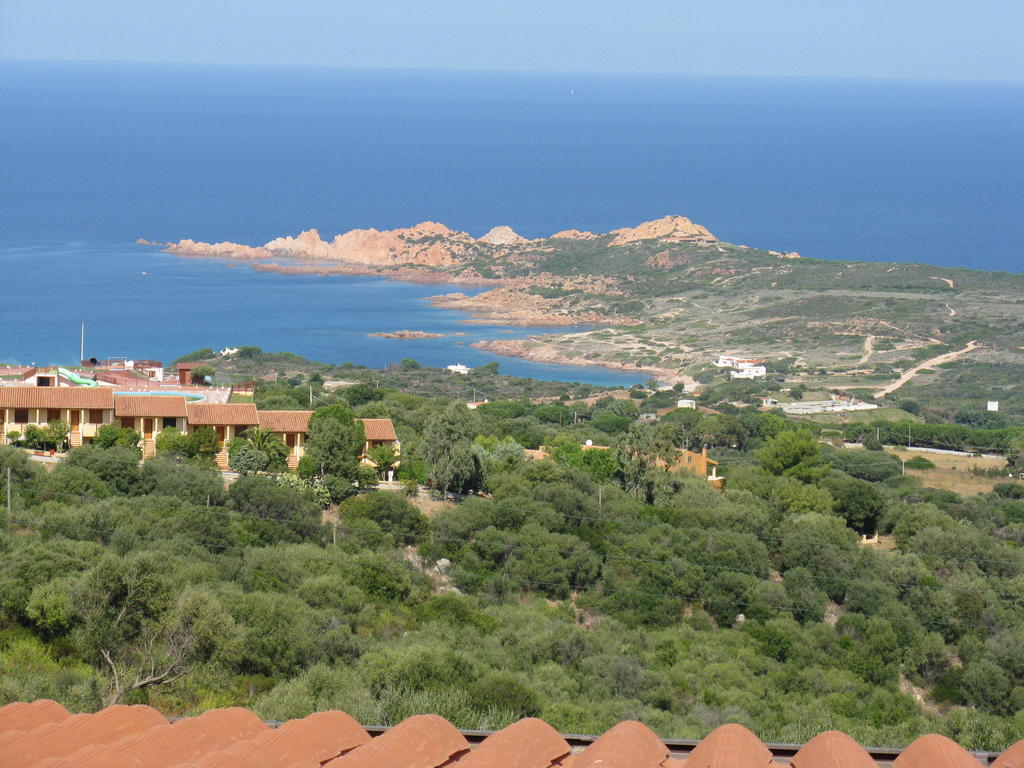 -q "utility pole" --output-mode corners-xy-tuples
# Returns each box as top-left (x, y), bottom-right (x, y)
(6, 467), (12, 532)
(80, 323), (85, 362)
(908, 424), (912, 448)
